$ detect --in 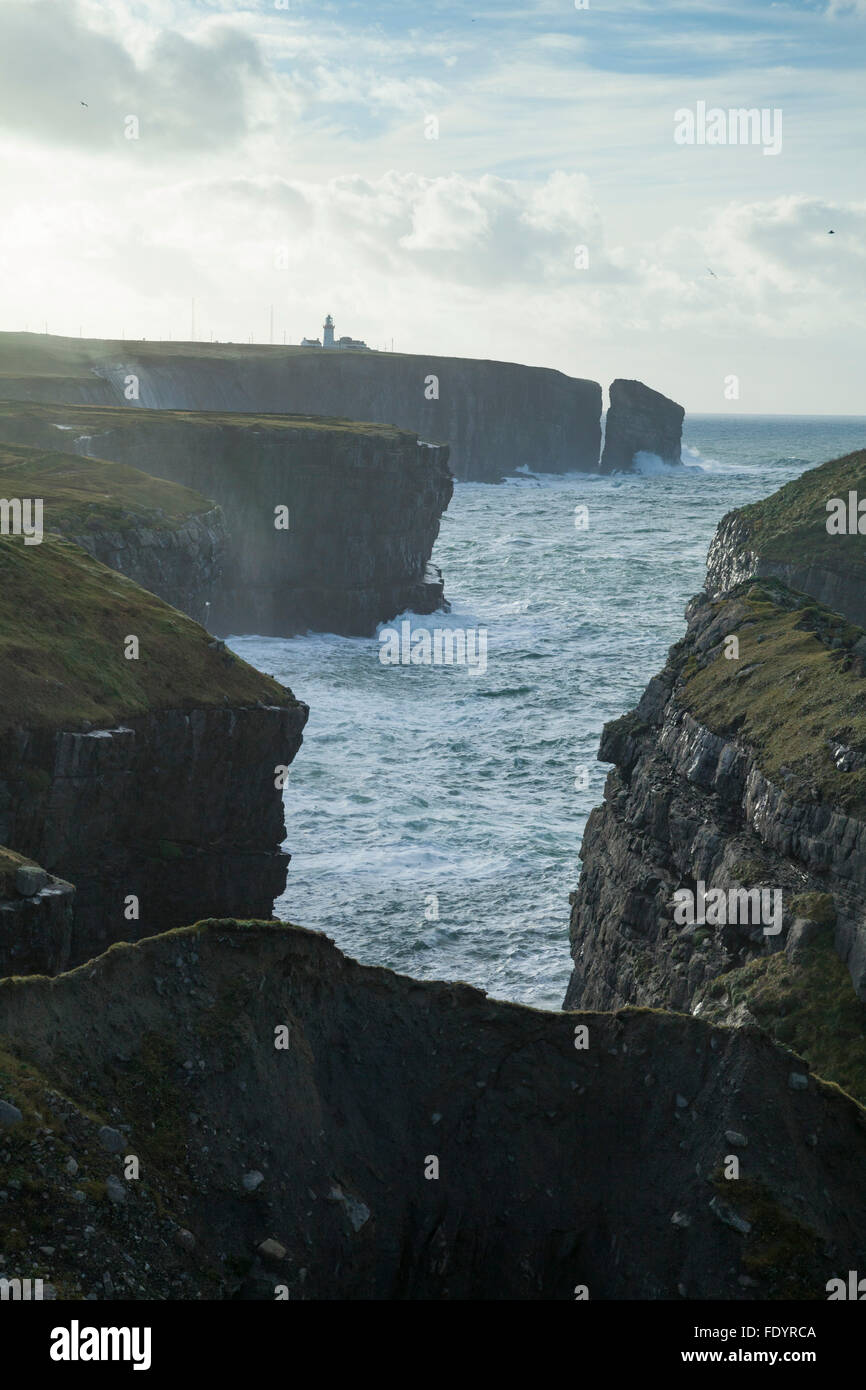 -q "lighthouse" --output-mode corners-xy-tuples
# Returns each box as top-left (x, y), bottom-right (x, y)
(300, 313), (368, 350)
